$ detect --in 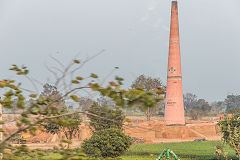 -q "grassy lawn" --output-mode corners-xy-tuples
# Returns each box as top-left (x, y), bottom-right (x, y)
(5, 141), (237, 159)
(121, 141), (237, 160)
